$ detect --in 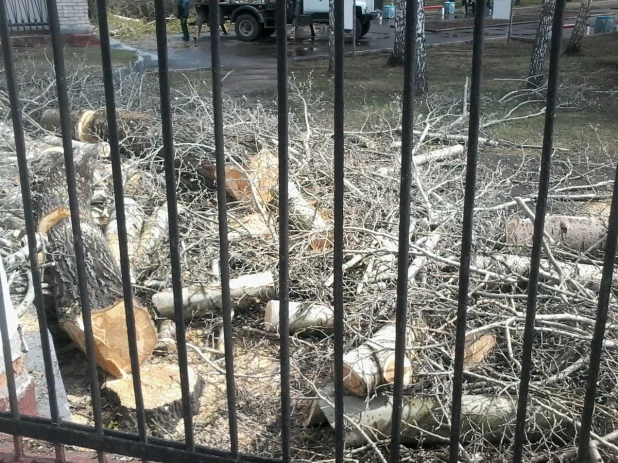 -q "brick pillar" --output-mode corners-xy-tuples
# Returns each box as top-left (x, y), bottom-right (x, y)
(0, 261), (37, 417)
(55, 0), (93, 34)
